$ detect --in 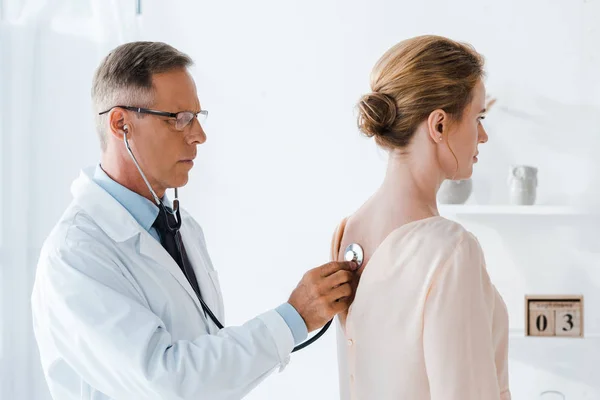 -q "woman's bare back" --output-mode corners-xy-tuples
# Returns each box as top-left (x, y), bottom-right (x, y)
(336, 195), (438, 277)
